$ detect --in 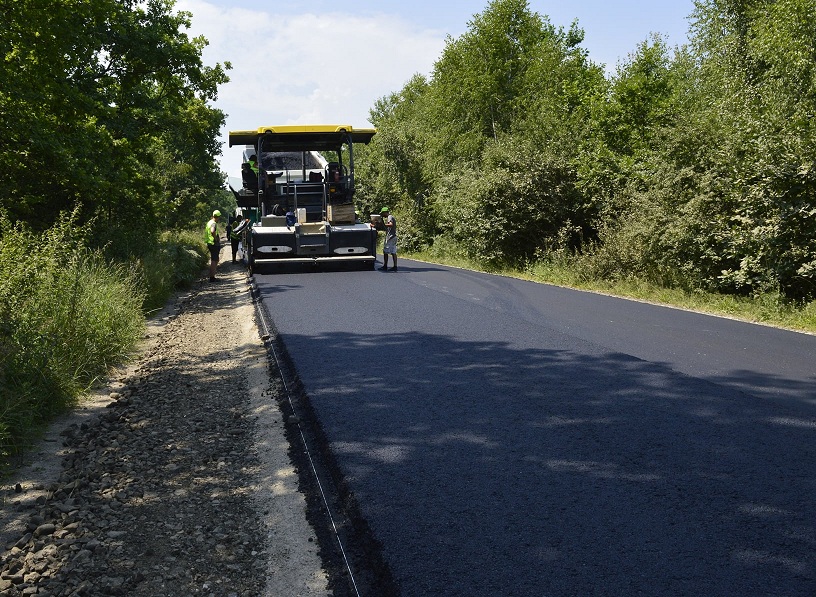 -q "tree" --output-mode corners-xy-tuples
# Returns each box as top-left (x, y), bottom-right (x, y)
(359, 0), (816, 300)
(359, 0), (604, 262)
(428, 0), (552, 163)
(0, 0), (230, 243)
(683, 0), (816, 298)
